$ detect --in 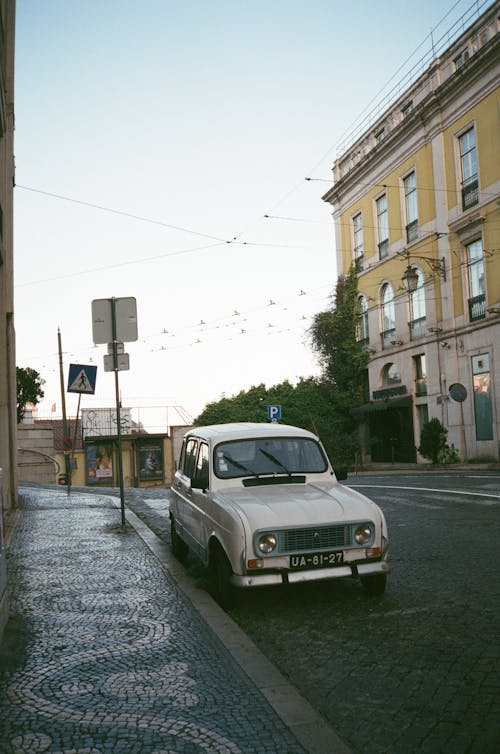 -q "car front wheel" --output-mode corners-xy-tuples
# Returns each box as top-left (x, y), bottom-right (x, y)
(209, 547), (236, 610)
